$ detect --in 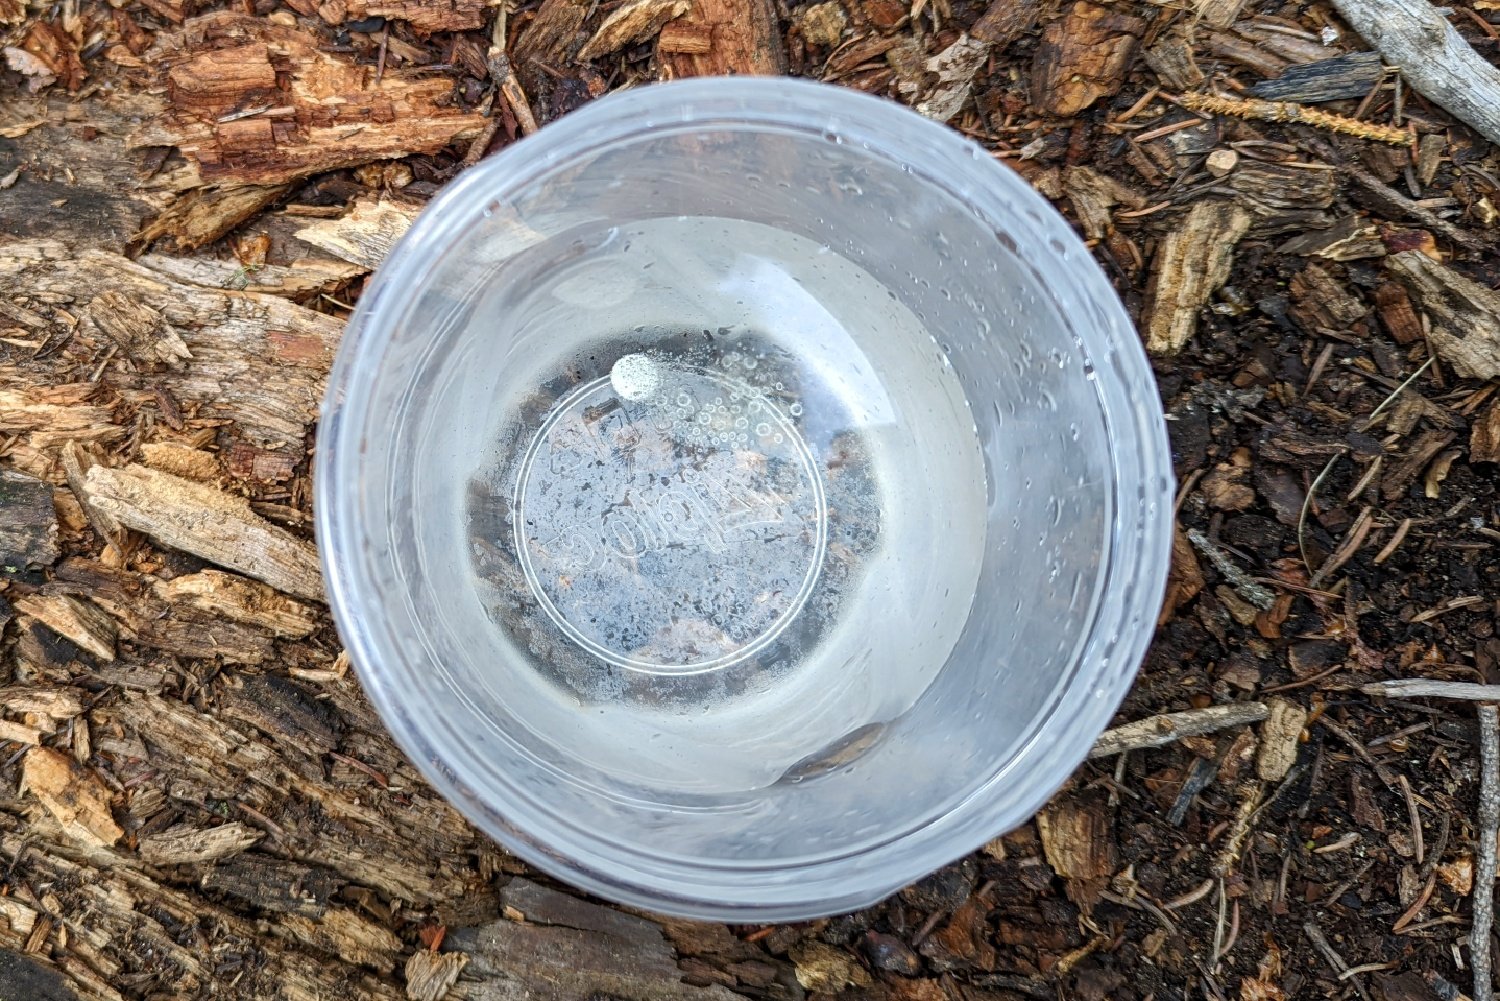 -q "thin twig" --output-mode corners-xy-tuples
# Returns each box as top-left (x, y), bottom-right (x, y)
(1364, 680), (1500, 702)
(1398, 773), (1424, 864)
(1089, 703), (1269, 758)
(1187, 529), (1275, 609)
(1298, 452), (1347, 577)
(1474, 704), (1498, 1001)
(1304, 922), (1372, 1001)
